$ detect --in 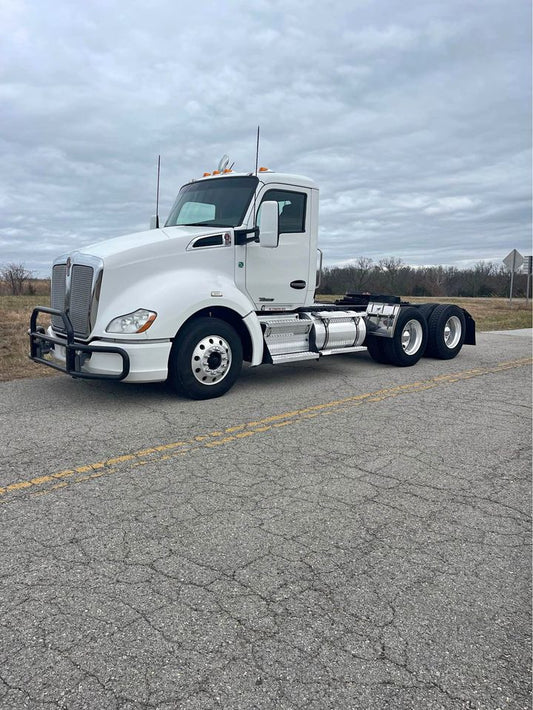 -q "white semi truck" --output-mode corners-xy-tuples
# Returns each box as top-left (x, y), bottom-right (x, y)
(30, 164), (475, 399)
